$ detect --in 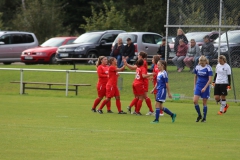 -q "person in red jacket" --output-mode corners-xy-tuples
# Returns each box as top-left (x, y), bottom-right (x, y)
(172, 39), (188, 72)
(97, 57), (127, 114)
(91, 56), (112, 113)
(124, 51), (155, 115)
